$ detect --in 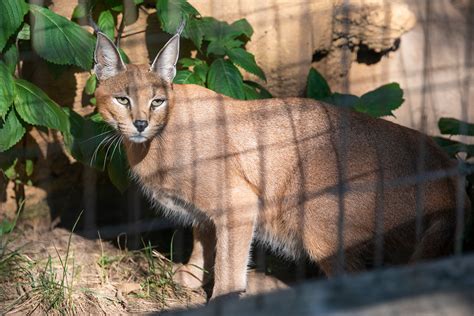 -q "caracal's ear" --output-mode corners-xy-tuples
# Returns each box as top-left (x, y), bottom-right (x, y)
(150, 33), (181, 83)
(94, 32), (126, 81)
